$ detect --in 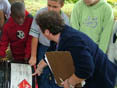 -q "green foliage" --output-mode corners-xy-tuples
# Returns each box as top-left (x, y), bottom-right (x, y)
(114, 6), (117, 20)
(107, 0), (117, 7)
(65, 0), (78, 3)
(107, 1), (114, 6)
(107, 0), (117, 3)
